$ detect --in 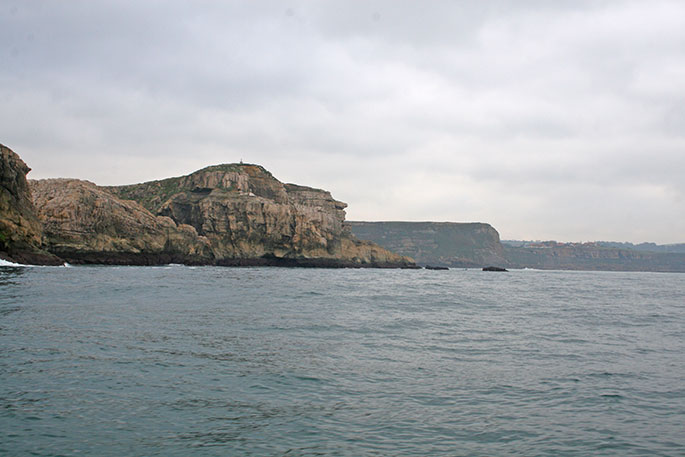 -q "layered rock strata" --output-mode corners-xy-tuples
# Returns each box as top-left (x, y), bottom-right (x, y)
(104, 164), (413, 267)
(26, 162), (413, 267)
(31, 179), (213, 265)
